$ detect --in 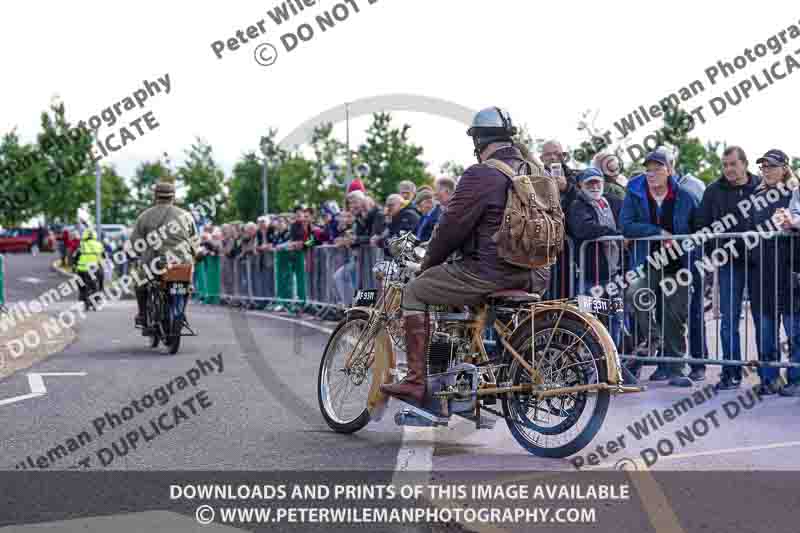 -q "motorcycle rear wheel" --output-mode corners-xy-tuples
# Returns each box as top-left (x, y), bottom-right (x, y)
(318, 310), (380, 433)
(501, 315), (610, 458)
